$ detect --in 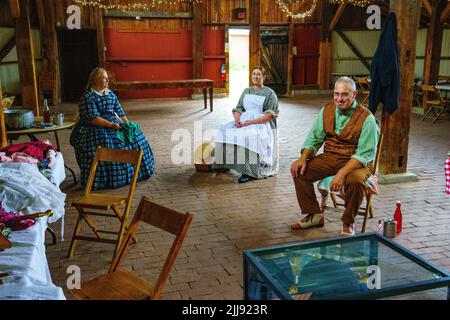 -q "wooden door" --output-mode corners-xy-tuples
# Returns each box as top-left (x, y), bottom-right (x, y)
(260, 26), (289, 95)
(57, 29), (98, 102)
